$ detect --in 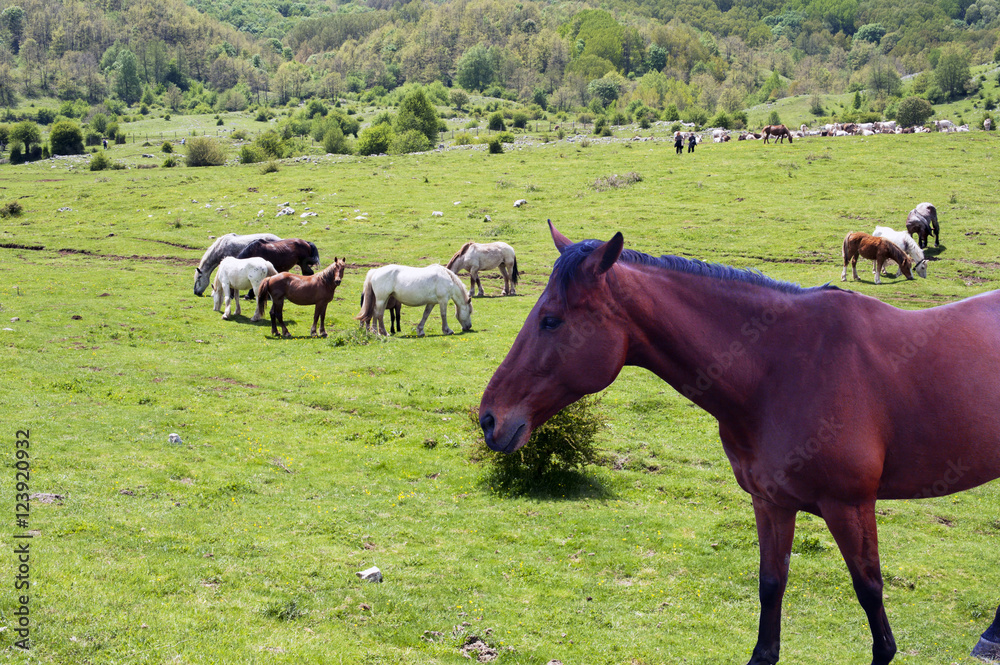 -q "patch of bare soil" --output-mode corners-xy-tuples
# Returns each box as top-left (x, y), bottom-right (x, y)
(460, 636), (498, 662)
(57, 248), (196, 265)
